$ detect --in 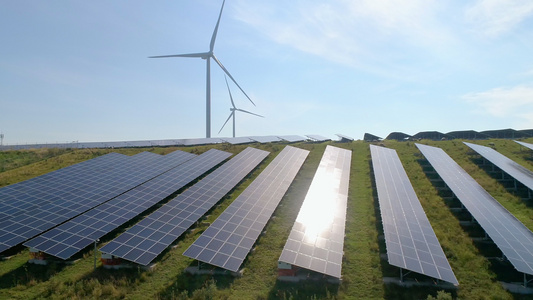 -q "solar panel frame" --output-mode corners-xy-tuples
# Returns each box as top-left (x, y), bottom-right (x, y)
(0, 150), (196, 254)
(177, 138), (224, 146)
(277, 135), (307, 143)
(0, 152), (131, 222)
(220, 137), (254, 145)
(306, 135), (331, 142)
(335, 134), (354, 141)
(416, 143), (533, 276)
(248, 136), (282, 143)
(465, 142), (533, 191)
(370, 145), (458, 285)
(183, 146), (310, 272)
(278, 145), (351, 279)
(515, 140), (533, 152)
(23, 150), (230, 259)
(100, 147), (269, 265)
